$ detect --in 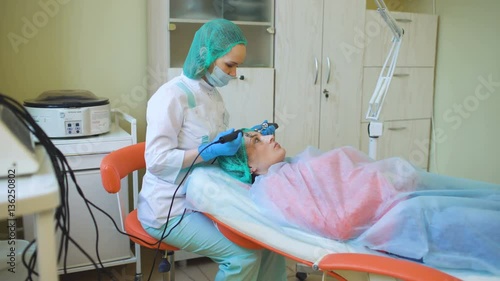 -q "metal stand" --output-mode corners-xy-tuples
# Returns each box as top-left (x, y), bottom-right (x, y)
(368, 121), (384, 160)
(160, 250), (175, 281)
(366, 1), (404, 159)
